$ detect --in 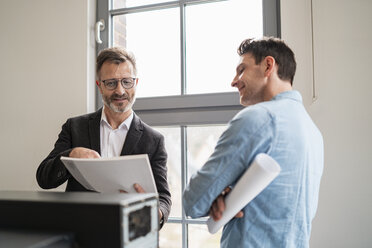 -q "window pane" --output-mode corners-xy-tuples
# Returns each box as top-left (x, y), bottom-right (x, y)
(113, 8), (180, 97)
(187, 125), (227, 181)
(155, 127), (182, 218)
(188, 224), (222, 248)
(159, 223), (182, 248)
(113, 0), (172, 9)
(185, 0), (263, 94)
